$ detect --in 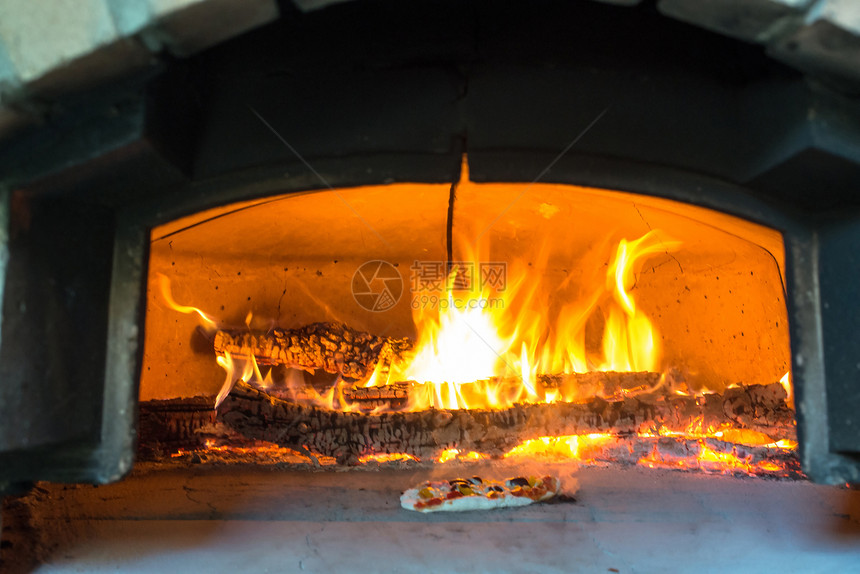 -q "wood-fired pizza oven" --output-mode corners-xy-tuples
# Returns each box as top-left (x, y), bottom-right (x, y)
(1, 0), (860, 570)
